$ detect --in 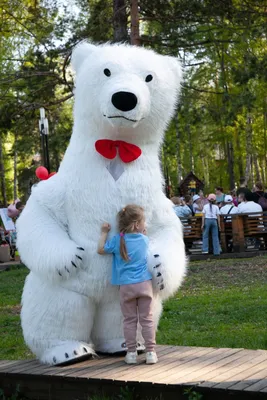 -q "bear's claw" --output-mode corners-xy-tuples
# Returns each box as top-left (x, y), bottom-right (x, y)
(40, 341), (96, 366)
(151, 254), (165, 292)
(57, 247), (84, 279)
